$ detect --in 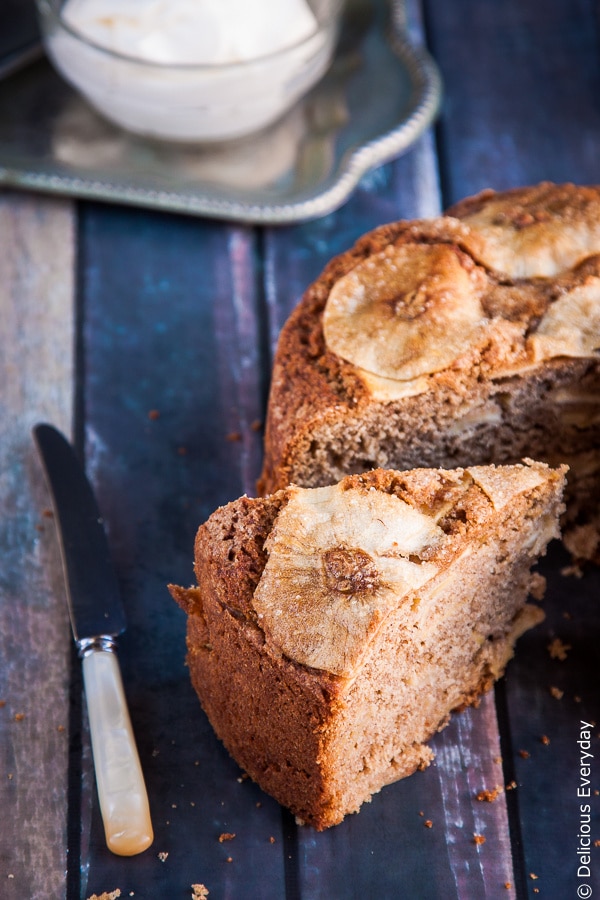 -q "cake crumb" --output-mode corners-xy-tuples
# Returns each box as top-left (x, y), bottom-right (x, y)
(560, 563), (583, 578)
(548, 638), (571, 660)
(528, 572), (546, 600)
(540, 735), (550, 745)
(594, 839), (600, 847)
(269, 836), (276, 844)
(191, 886), (209, 900)
(226, 432), (241, 442)
(86, 891), (121, 900)
(13, 713), (25, 721)
(0, 700), (6, 708)
(251, 419), (263, 432)
(505, 781), (518, 791)
(148, 409), (160, 421)
(476, 785), (503, 802)
(518, 749), (530, 759)
(219, 833), (235, 843)
(226, 857), (233, 863)
(530, 872), (539, 880)
(158, 852), (168, 862)
(504, 883), (512, 890)
(549, 686), (564, 700)
(473, 834), (486, 845)
(563, 522), (599, 562)
(424, 820), (433, 828)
